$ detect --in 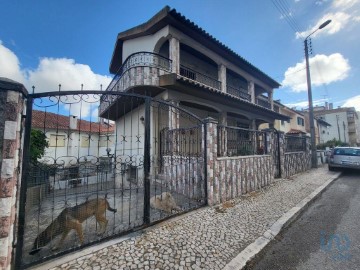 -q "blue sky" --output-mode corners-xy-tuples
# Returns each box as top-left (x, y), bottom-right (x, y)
(1, 0), (359, 112)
